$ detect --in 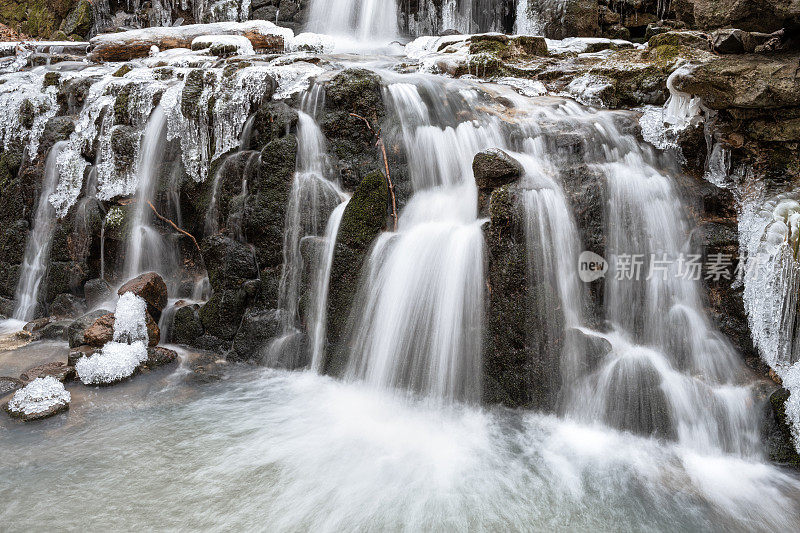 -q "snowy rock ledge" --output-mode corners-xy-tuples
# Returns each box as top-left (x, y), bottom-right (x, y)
(191, 35), (255, 56)
(6, 376), (70, 421)
(89, 21), (293, 62)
